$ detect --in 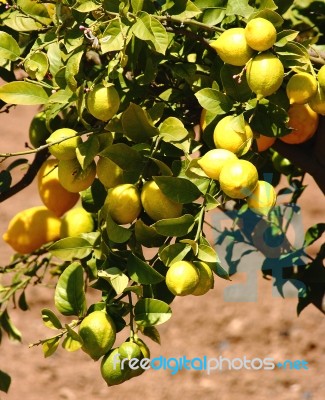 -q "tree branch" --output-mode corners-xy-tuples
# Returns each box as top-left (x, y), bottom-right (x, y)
(0, 149), (49, 203)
